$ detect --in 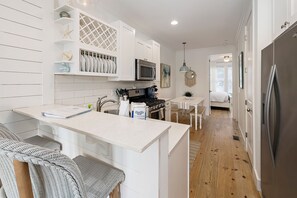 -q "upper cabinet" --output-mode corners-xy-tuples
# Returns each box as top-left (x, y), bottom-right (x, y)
(273, 0), (297, 38)
(109, 21), (136, 81)
(53, 5), (118, 77)
(135, 39), (153, 62)
(289, 0), (297, 23)
(149, 40), (161, 81)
